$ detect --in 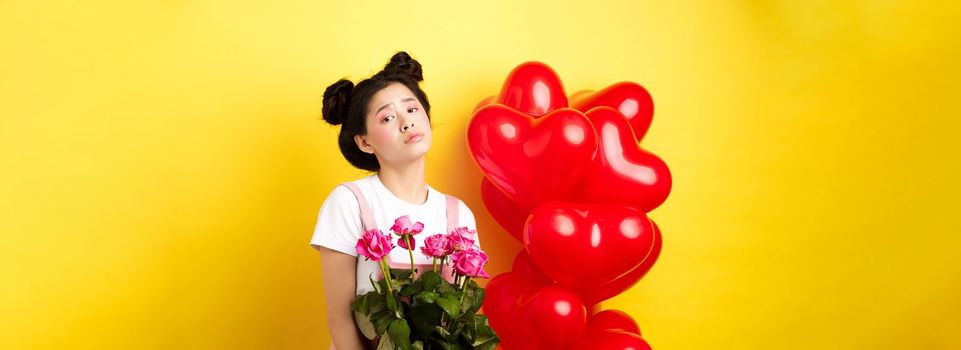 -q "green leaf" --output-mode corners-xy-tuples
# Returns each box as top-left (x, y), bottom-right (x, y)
(435, 293), (461, 318)
(369, 273), (382, 294)
(386, 292), (403, 318)
(471, 315), (499, 347)
(418, 270), (443, 291)
(371, 310), (394, 335)
(390, 268), (414, 281)
(351, 292), (371, 314)
(459, 288), (476, 315)
(409, 304), (442, 336)
(399, 278), (424, 297)
(353, 311), (377, 340)
(413, 291), (439, 304)
(387, 318), (412, 350)
(467, 288), (485, 315)
(412, 340), (424, 350)
(376, 334), (395, 350)
(434, 326), (451, 338)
